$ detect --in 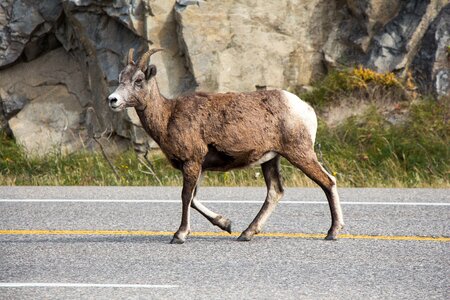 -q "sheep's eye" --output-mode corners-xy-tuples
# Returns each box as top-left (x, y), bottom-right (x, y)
(134, 78), (143, 87)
